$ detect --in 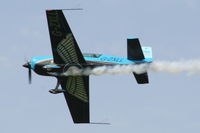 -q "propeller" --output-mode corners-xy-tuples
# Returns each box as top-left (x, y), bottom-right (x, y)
(23, 61), (32, 84)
